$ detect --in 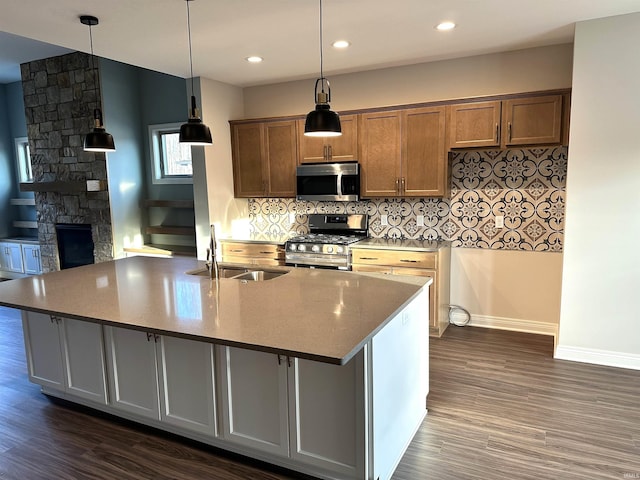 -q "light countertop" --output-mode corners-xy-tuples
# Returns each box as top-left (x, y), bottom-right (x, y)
(353, 238), (451, 252)
(219, 234), (292, 245)
(0, 257), (430, 365)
